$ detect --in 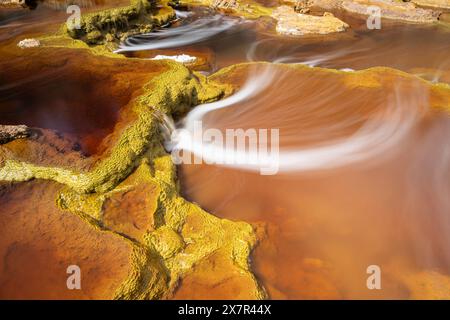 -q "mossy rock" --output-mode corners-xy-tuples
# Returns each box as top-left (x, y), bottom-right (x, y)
(67, 0), (176, 45)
